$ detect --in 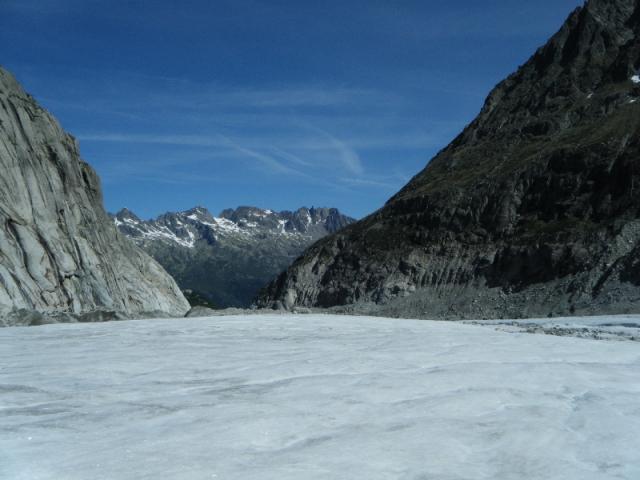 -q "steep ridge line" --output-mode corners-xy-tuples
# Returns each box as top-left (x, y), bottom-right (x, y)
(0, 67), (190, 325)
(257, 0), (640, 319)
